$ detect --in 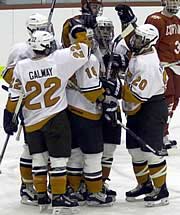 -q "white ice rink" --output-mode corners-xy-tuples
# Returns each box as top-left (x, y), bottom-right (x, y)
(0, 79), (180, 215)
